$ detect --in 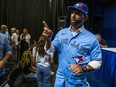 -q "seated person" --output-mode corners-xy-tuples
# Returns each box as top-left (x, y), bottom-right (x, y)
(95, 34), (108, 48)
(7, 42), (36, 87)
